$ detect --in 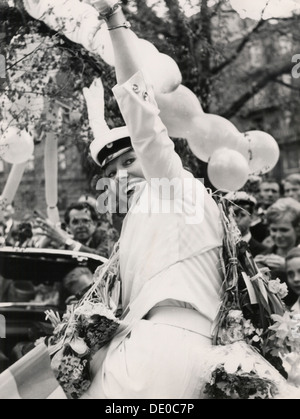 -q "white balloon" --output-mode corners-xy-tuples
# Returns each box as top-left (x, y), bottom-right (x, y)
(187, 114), (241, 162)
(208, 148), (249, 192)
(0, 127), (34, 164)
(237, 130), (280, 175)
(157, 85), (204, 138)
(138, 39), (182, 93)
